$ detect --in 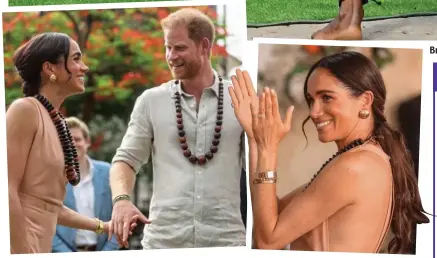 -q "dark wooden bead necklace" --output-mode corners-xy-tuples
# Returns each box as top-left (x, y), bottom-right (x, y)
(34, 94), (81, 186)
(302, 139), (364, 192)
(173, 76), (224, 165)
